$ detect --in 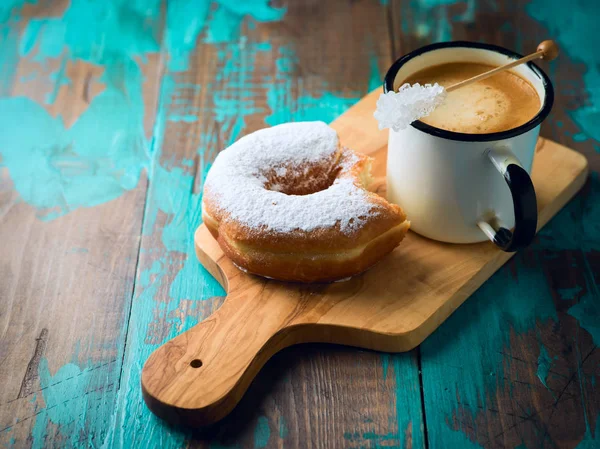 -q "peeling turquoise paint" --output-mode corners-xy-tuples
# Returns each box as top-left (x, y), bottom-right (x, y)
(403, 0), (476, 43)
(20, 18), (65, 61)
(421, 253), (559, 447)
(211, 43), (270, 143)
(165, 0), (210, 71)
(30, 358), (114, 449)
(147, 164), (198, 253)
(166, 0), (284, 70)
(45, 55), (69, 105)
(167, 114), (200, 123)
(369, 53), (382, 91)
(417, 0), (459, 6)
(363, 431), (396, 440)
(103, 251), (190, 448)
(268, 90), (358, 125)
(181, 158), (195, 167)
(538, 166), (600, 449)
(100, 4), (291, 444)
(3, 0), (282, 220)
(266, 46), (360, 126)
(139, 259), (163, 288)
(254, 416), (271, 448)
(0, 91), (148, 220)
(0, 3), (24, 95)
(344, 431), (357, 440)
(19, 71), (36, 82)
(381, 353), (390, 380)
(22, 0), (161, 65)
(536, 344), (556, 394)
(536, 175), (600, 254)
(206, 1), (285, 44)
(278, 415), (288, 438)
(19, 18), (46, 56)
(420, 102), (600, 447)
(568, 291), (600, 346)
(439, 427), (484, 449)
(4, 13), (267, 436)
(206, 6), (244, 44)
(0, 1), (33, 22)
(392, 355), (424, 449)
(342, 395), (423, 449)
(527, 0), (600, 144)
(575, 342), (600, 448)
(557, 285), (583, 300)
(29, 394), (45, 449)
(575, 418), (600, 448)
(3, 1), (275, 446)
(2, 0), (160, 220)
